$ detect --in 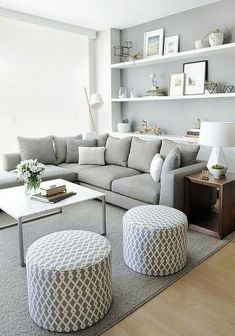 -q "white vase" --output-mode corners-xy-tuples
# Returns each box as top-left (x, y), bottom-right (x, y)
(117, 123), (130, 133)
(195, 39), (205, 49)
(209, 32), (224, 46)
